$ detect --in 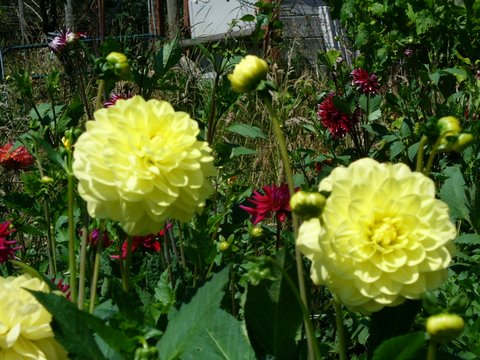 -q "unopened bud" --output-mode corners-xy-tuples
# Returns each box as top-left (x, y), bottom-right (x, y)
(290, 191), (326, 219)
(228, 55), (268, 93)
(451, 133), (474, 153)
(41, 176), (54, 184)
(219, 241), (230, 252)
(61, 136), (71, 150)
(437, 116), (461, 138)
(426, 313), (464, 343)
(250, 225), (264, 239)
(106, 52), (130, 80)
